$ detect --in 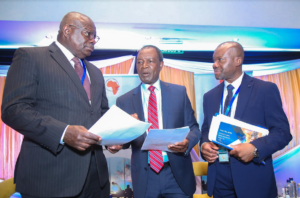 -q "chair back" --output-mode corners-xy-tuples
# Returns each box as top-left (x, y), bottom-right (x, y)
(192, 162), (212, 198)
(0, 178), (16, 198)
